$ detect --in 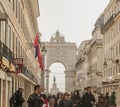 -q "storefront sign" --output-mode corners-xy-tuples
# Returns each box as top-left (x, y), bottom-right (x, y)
(12, 58), (23, 65)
